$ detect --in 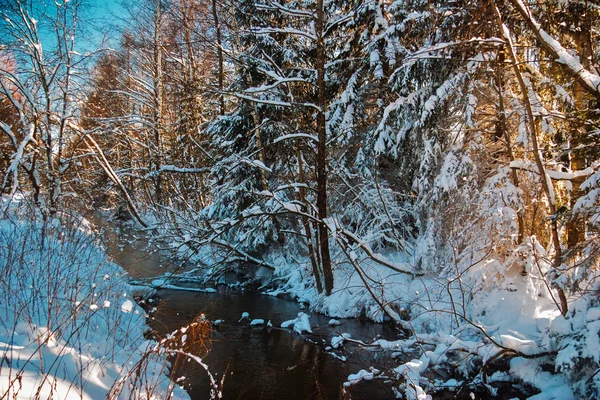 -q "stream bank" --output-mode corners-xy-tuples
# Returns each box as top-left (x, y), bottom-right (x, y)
(94, 214), (399, 398)
(93, 214), (535, 400)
